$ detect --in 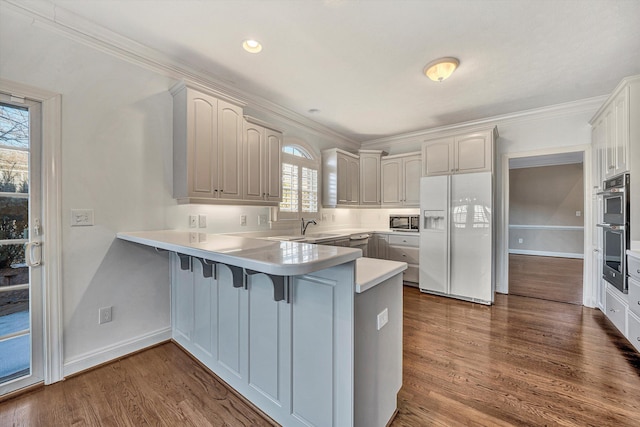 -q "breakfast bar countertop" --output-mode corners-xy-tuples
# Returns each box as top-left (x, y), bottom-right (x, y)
(117, 230), (361, 276)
